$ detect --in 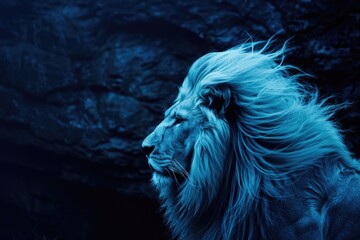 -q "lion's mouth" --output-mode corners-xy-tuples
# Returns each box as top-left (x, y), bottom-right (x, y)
(148, 159), (187, 182)
(148, 158), (171, 177)
(148, 153), (192, 184)
(150, 166), (171, 177)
